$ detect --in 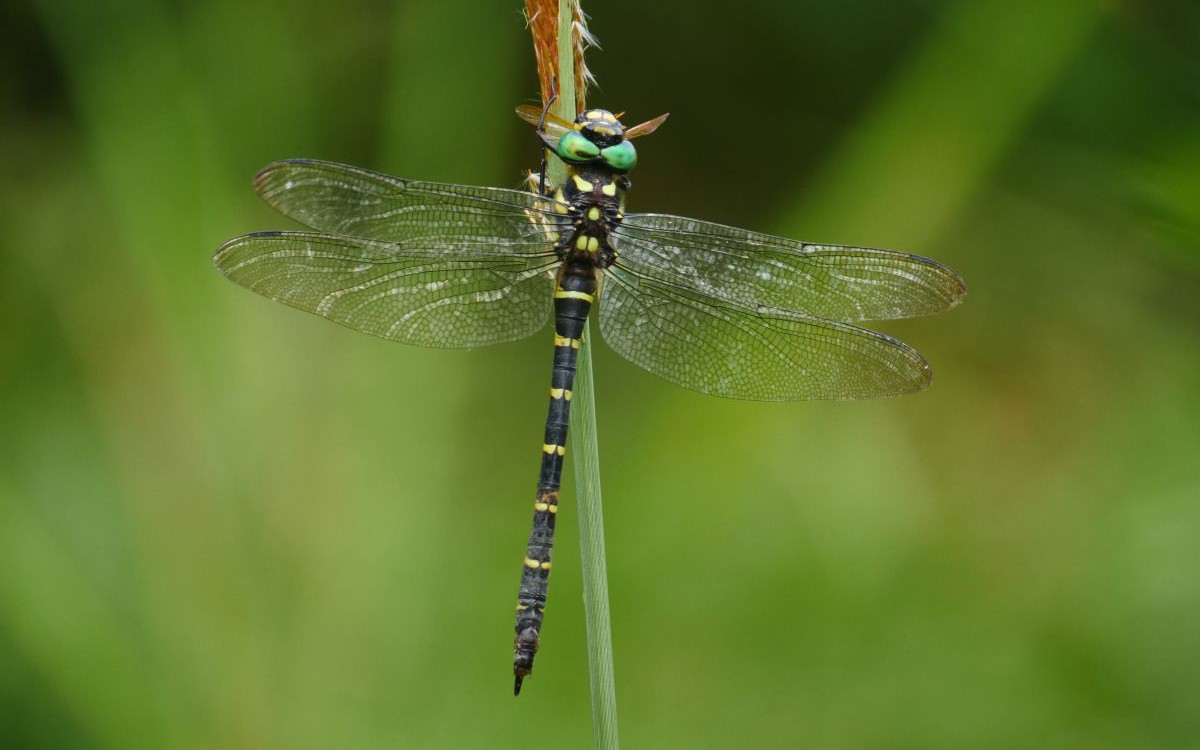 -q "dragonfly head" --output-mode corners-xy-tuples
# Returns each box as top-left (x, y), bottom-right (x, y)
(553, 108), (638, 173)
(575, 108), (626, 147)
